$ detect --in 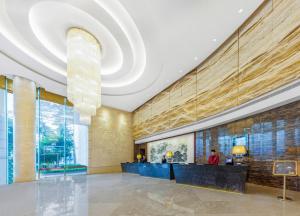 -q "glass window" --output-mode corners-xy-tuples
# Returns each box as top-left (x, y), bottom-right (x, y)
(0, 88), (7, 185)
(65, 105), (88, 173)
(0, 82), (14, 185)
(36, 92), (88, 178)
(249, 123), (262, 159)
(218, 127), (232, 157)
(276, 119), (286, 157)
(261, 121), (273, 160)
(195, 131), (204, 163)
(295, 117), (300, 146)
(7, 93), (14, 184)
(38, 99), (65, 177)
(205, 130), (211, 159)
